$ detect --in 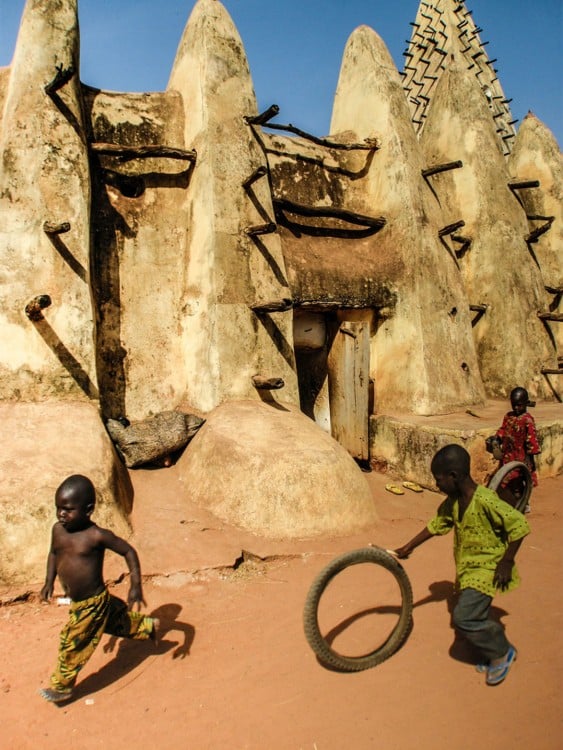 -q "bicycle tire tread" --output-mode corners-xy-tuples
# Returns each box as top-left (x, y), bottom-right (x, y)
(303, 547), (413, 672)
